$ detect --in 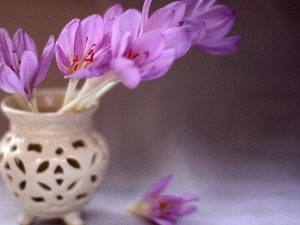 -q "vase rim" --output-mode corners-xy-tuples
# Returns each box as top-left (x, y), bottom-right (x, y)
(1, 88), (98, 117)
